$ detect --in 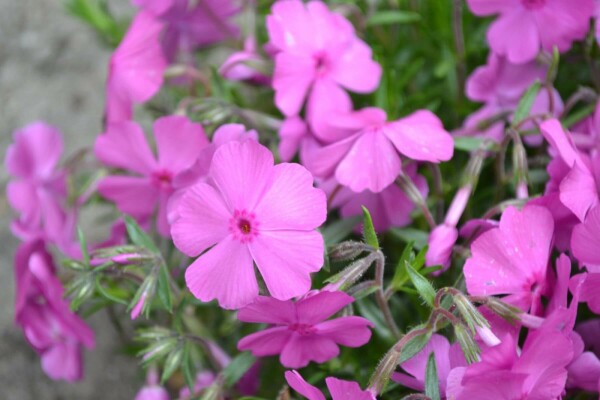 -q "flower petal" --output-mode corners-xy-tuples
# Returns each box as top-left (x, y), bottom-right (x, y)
(273, 52), (315, 117)
(315, 316), (373, 347)
(95, 121), (157, 175)
(487, 10), (540, 64)
(296, 291), (355, 325)
(98, 176), (158, 217)
(154, 115), (209, 173)
(171, 182), (231, 257)
(184, 236), (257, 309)
(280, 334), (339, 368)
(254, 163), (326, 231)
(284, 371), (326, 400)
(237, 296), (297, 324)
(326, 378), (376, 400)
(209, 140), (274, 211)
(249, 230), (324, 301)
(237, 326), (292, 356)
(384, 110), (454, 163)
(336, 130), (401, 193)
(572, 206), (600, 267)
